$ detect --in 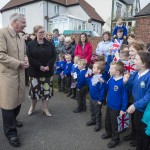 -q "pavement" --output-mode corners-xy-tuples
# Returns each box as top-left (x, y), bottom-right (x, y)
(0, 88), (136, 150)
